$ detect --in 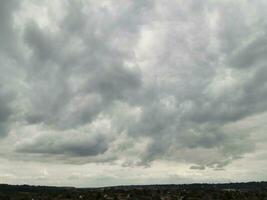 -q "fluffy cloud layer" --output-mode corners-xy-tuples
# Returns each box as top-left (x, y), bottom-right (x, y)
(0, 0), (267, 185)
